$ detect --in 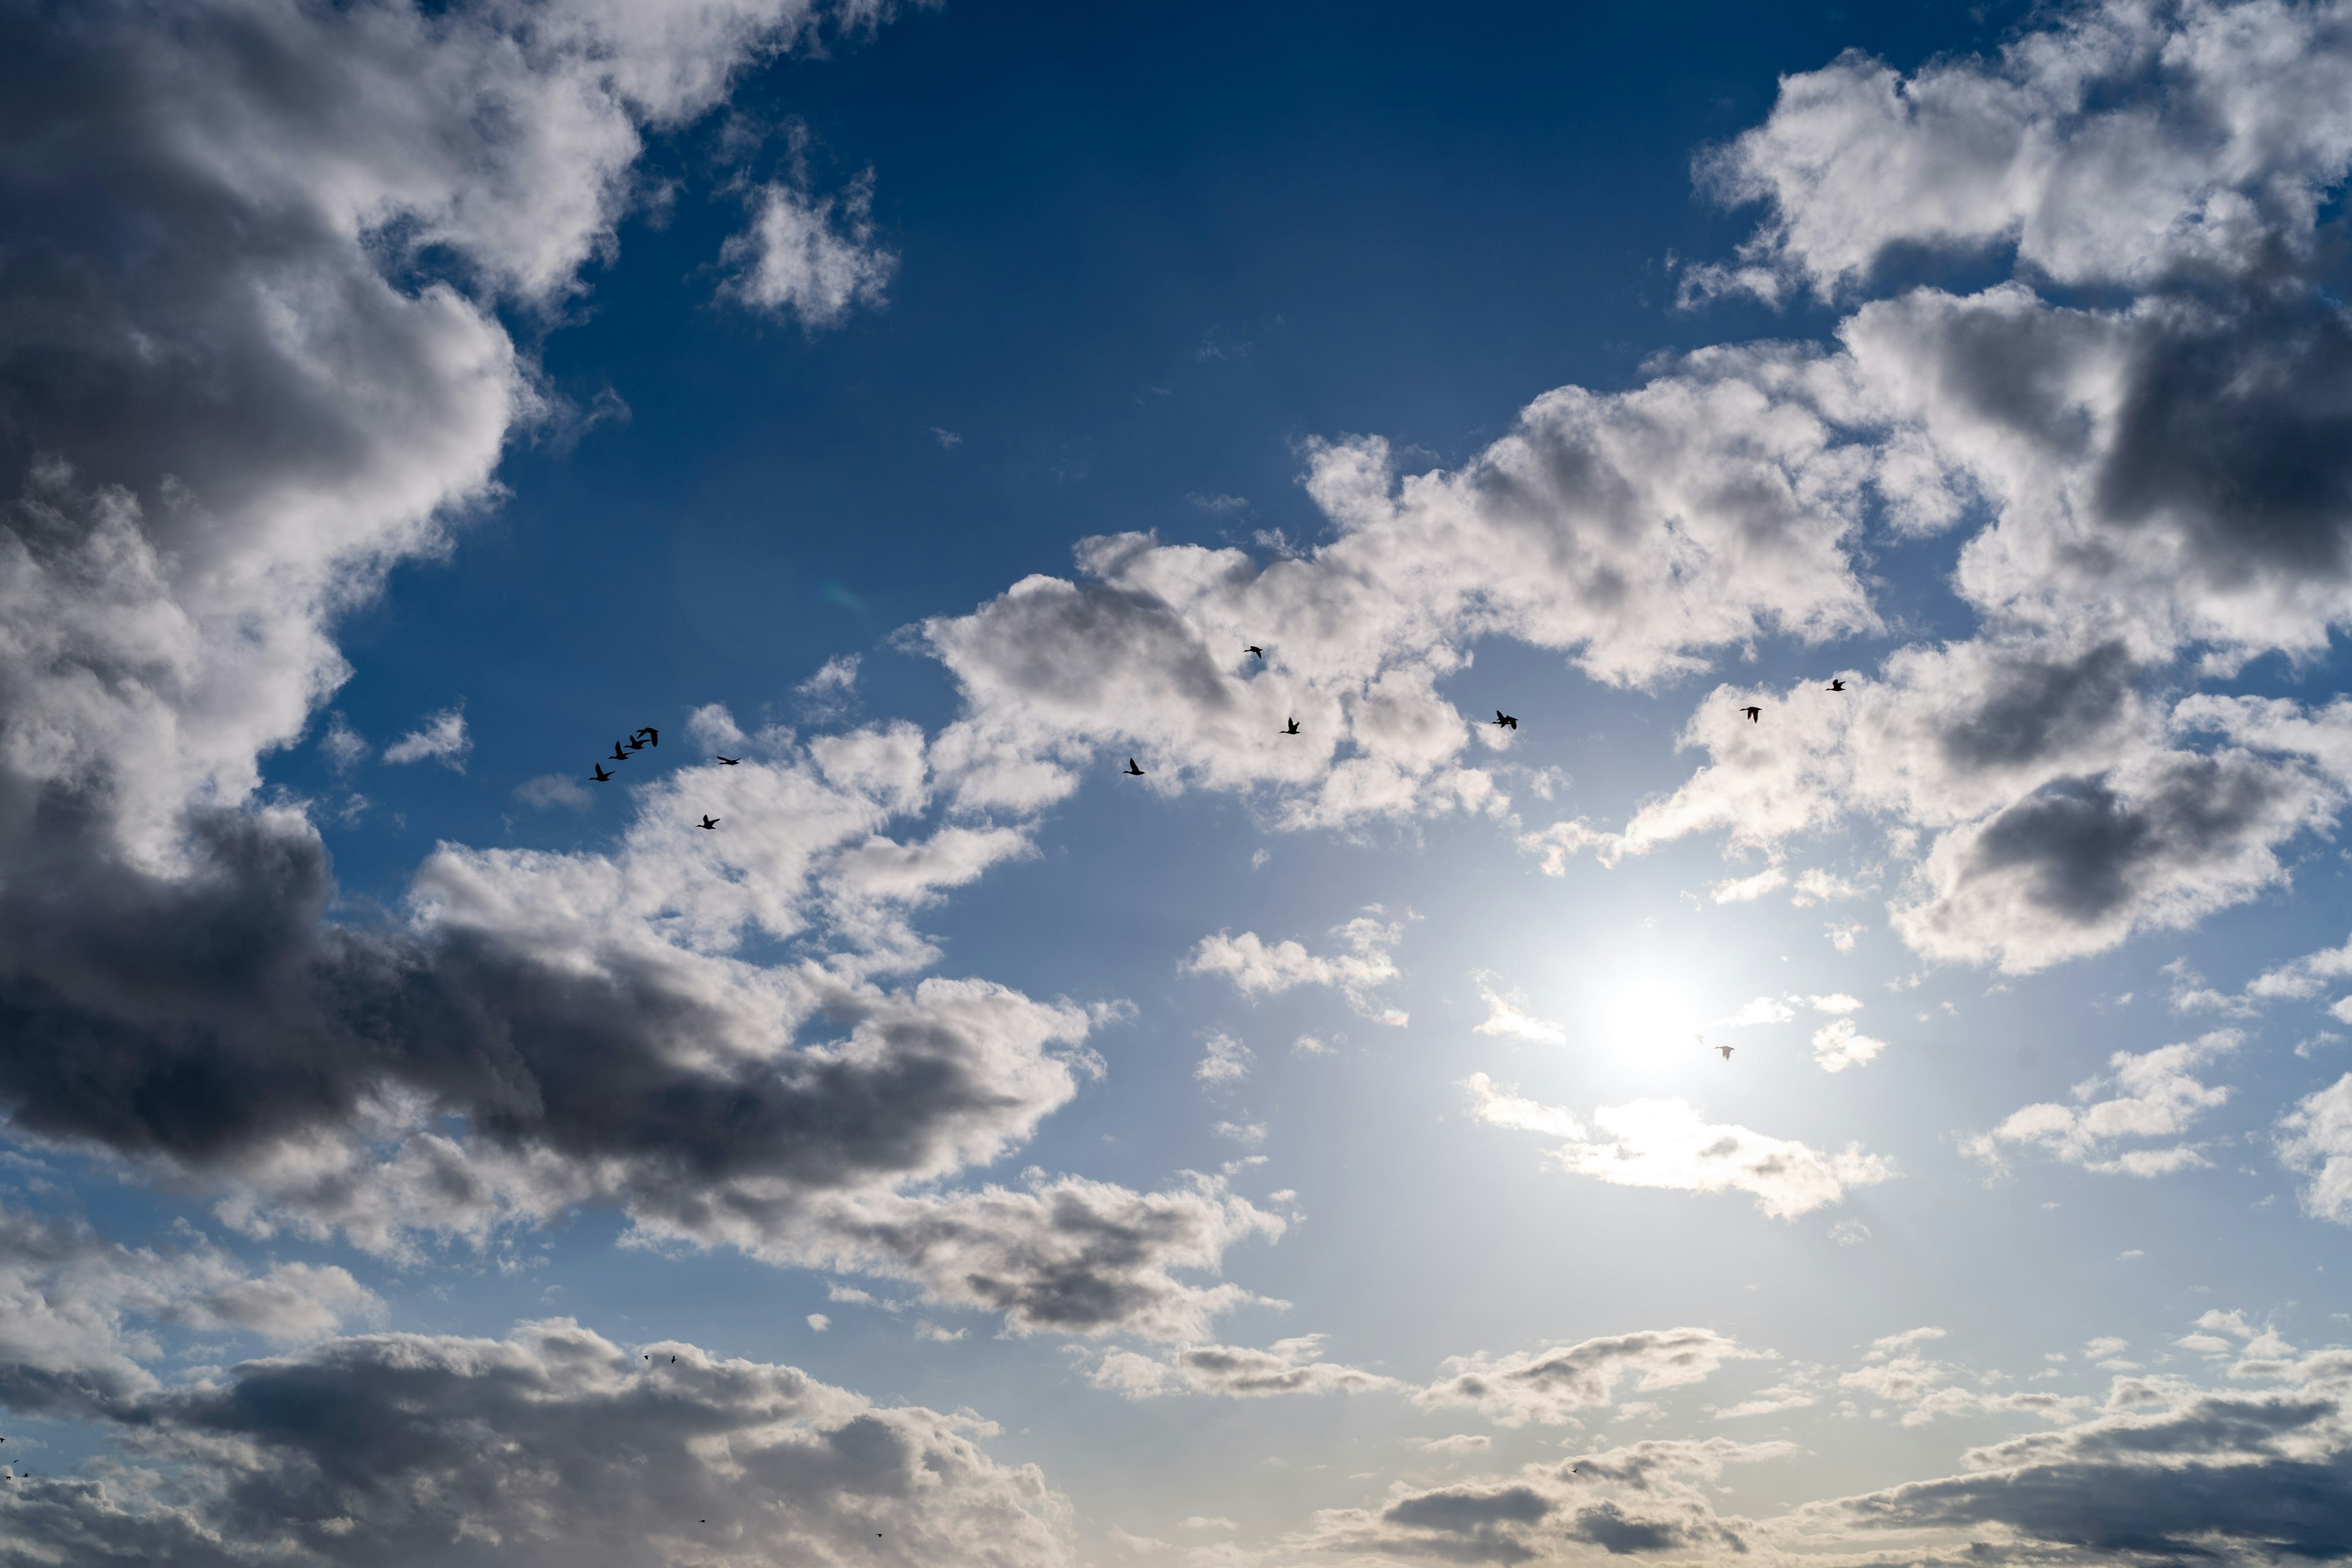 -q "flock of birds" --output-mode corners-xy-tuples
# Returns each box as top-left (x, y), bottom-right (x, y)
(1123, 648), (1847, 790)
(583, 652), (1849, 843)
(585, 724), (728, 830)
